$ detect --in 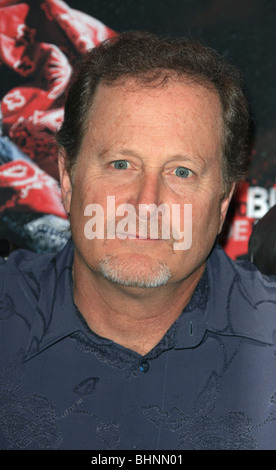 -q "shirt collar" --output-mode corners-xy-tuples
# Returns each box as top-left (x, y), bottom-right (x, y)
(24, 241), (276, 361)
(174, 243), (276, 349)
